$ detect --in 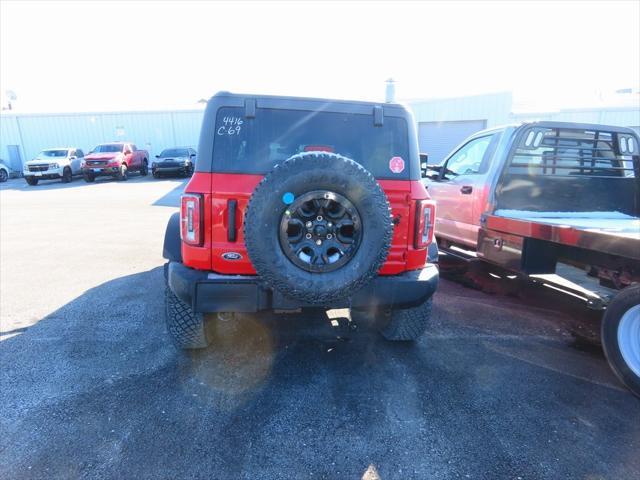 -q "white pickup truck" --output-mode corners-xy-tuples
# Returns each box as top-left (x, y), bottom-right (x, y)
(23, 148), (85, 185)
